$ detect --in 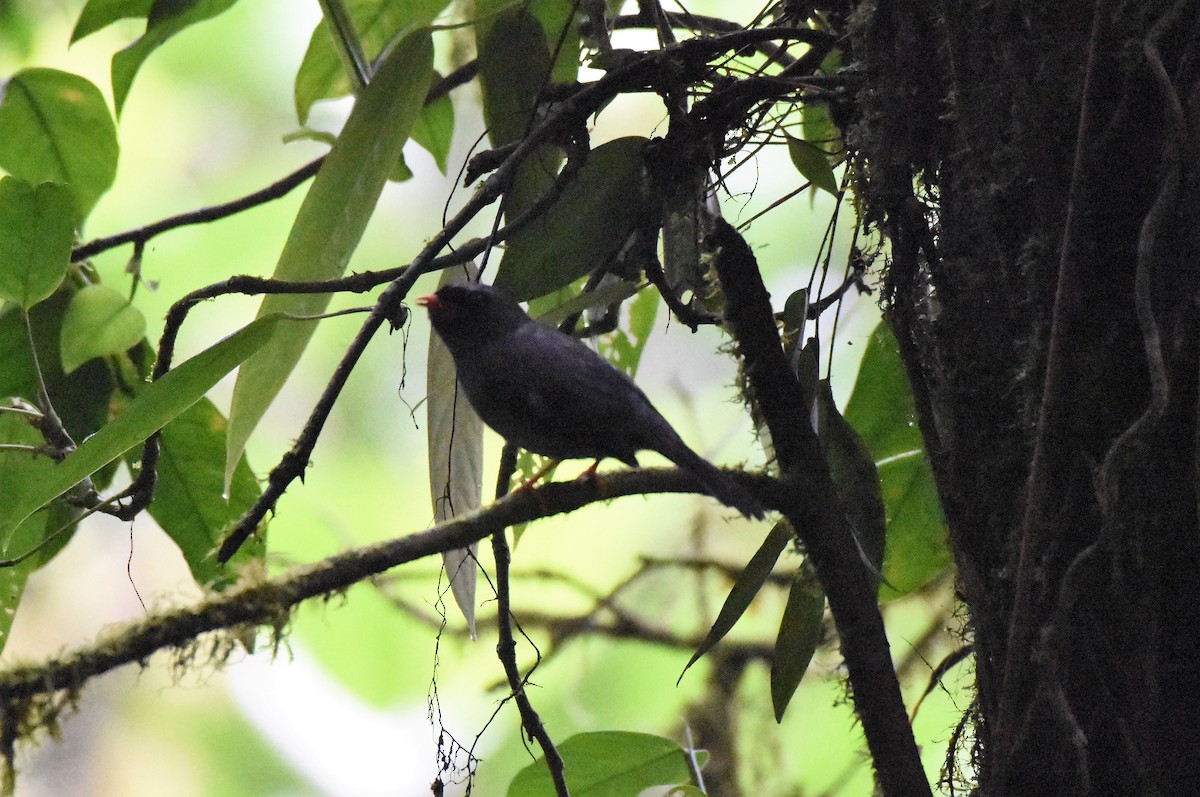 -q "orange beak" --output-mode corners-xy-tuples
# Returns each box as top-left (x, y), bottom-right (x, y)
(416, 294), (439, 310)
